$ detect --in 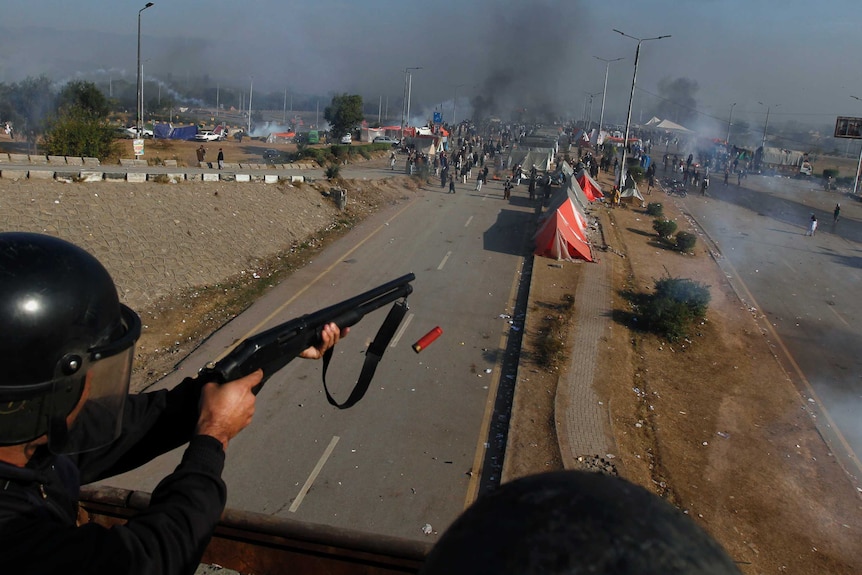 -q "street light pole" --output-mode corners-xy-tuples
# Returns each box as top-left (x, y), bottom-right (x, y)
(758, 101), (779, 149)
(613, 29), (671, 188)
(453, 83), (465, 126)
(726, 102), (737, 144)
(247, 76), (254, 134)
(586, 91), (602, 130)
(136, 2), (154, 137)
(401, 67), (421, 142)
(594, 56), (624, 148)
